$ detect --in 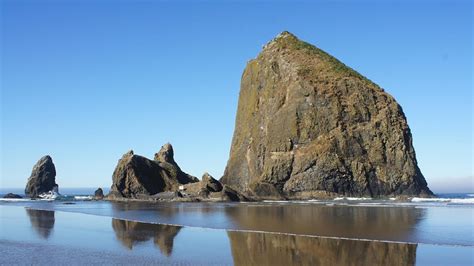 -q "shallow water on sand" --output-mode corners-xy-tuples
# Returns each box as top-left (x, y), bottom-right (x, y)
(0, 205), (473, 265)
(2, 200), (472, 246)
